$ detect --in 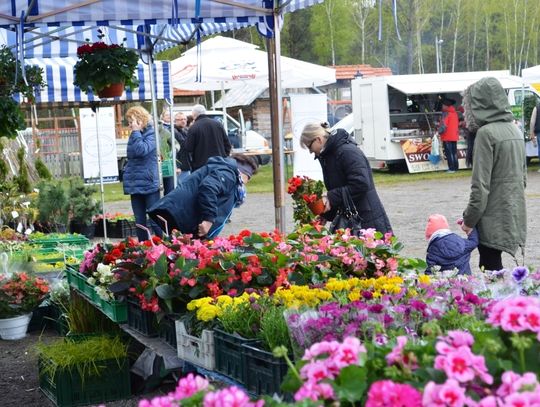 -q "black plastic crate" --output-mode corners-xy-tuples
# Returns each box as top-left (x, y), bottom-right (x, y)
(107, 220), (136, 238)
(242, 342), (289, 396)
(28, 305), (53, 332)
(127, 297), (158, 337)
(39, 356), (130, 407)
(214, 329), (257, 384)
(158, 314), (178, 349)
